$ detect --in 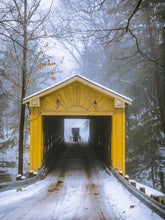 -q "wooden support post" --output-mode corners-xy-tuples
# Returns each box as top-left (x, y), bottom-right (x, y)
(139, 187), (145, 193)
(130, 180), (136, 187)
(16, 174), (22, 181)
(150, 194), (164, 204)
(119, 171), (123, 177)
(124, 175), (130, 182)
(111, 109), (125, 175)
